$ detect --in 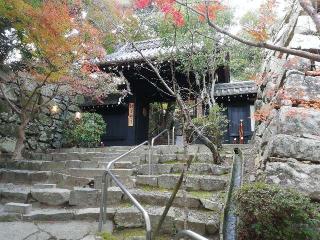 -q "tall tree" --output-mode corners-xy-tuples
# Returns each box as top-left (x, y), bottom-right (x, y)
(0, 0), (119, 159)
